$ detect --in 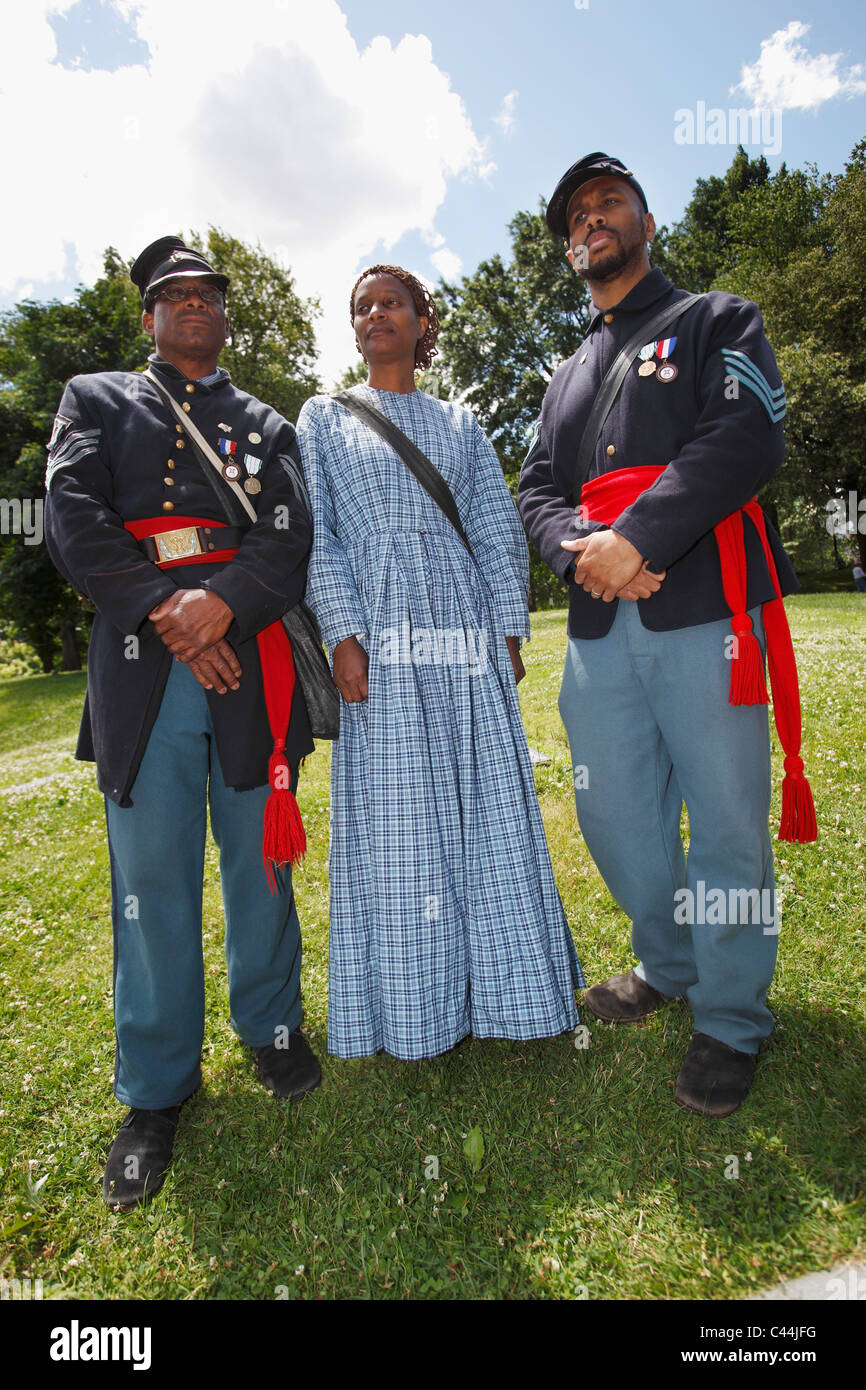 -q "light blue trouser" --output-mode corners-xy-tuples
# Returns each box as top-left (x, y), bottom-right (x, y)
(558, 601), (777, 1054)
(106, 658), (303, 1109)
